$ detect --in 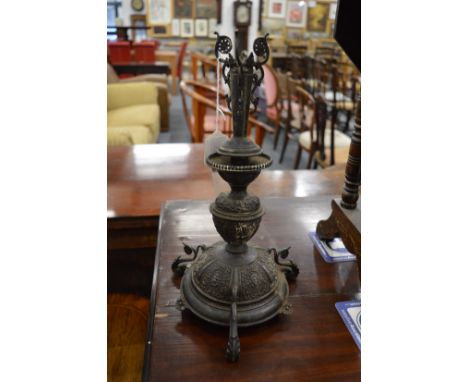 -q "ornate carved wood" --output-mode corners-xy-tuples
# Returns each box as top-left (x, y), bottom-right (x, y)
(341, 97), (361, 209)
(317, 98), (361, 275)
